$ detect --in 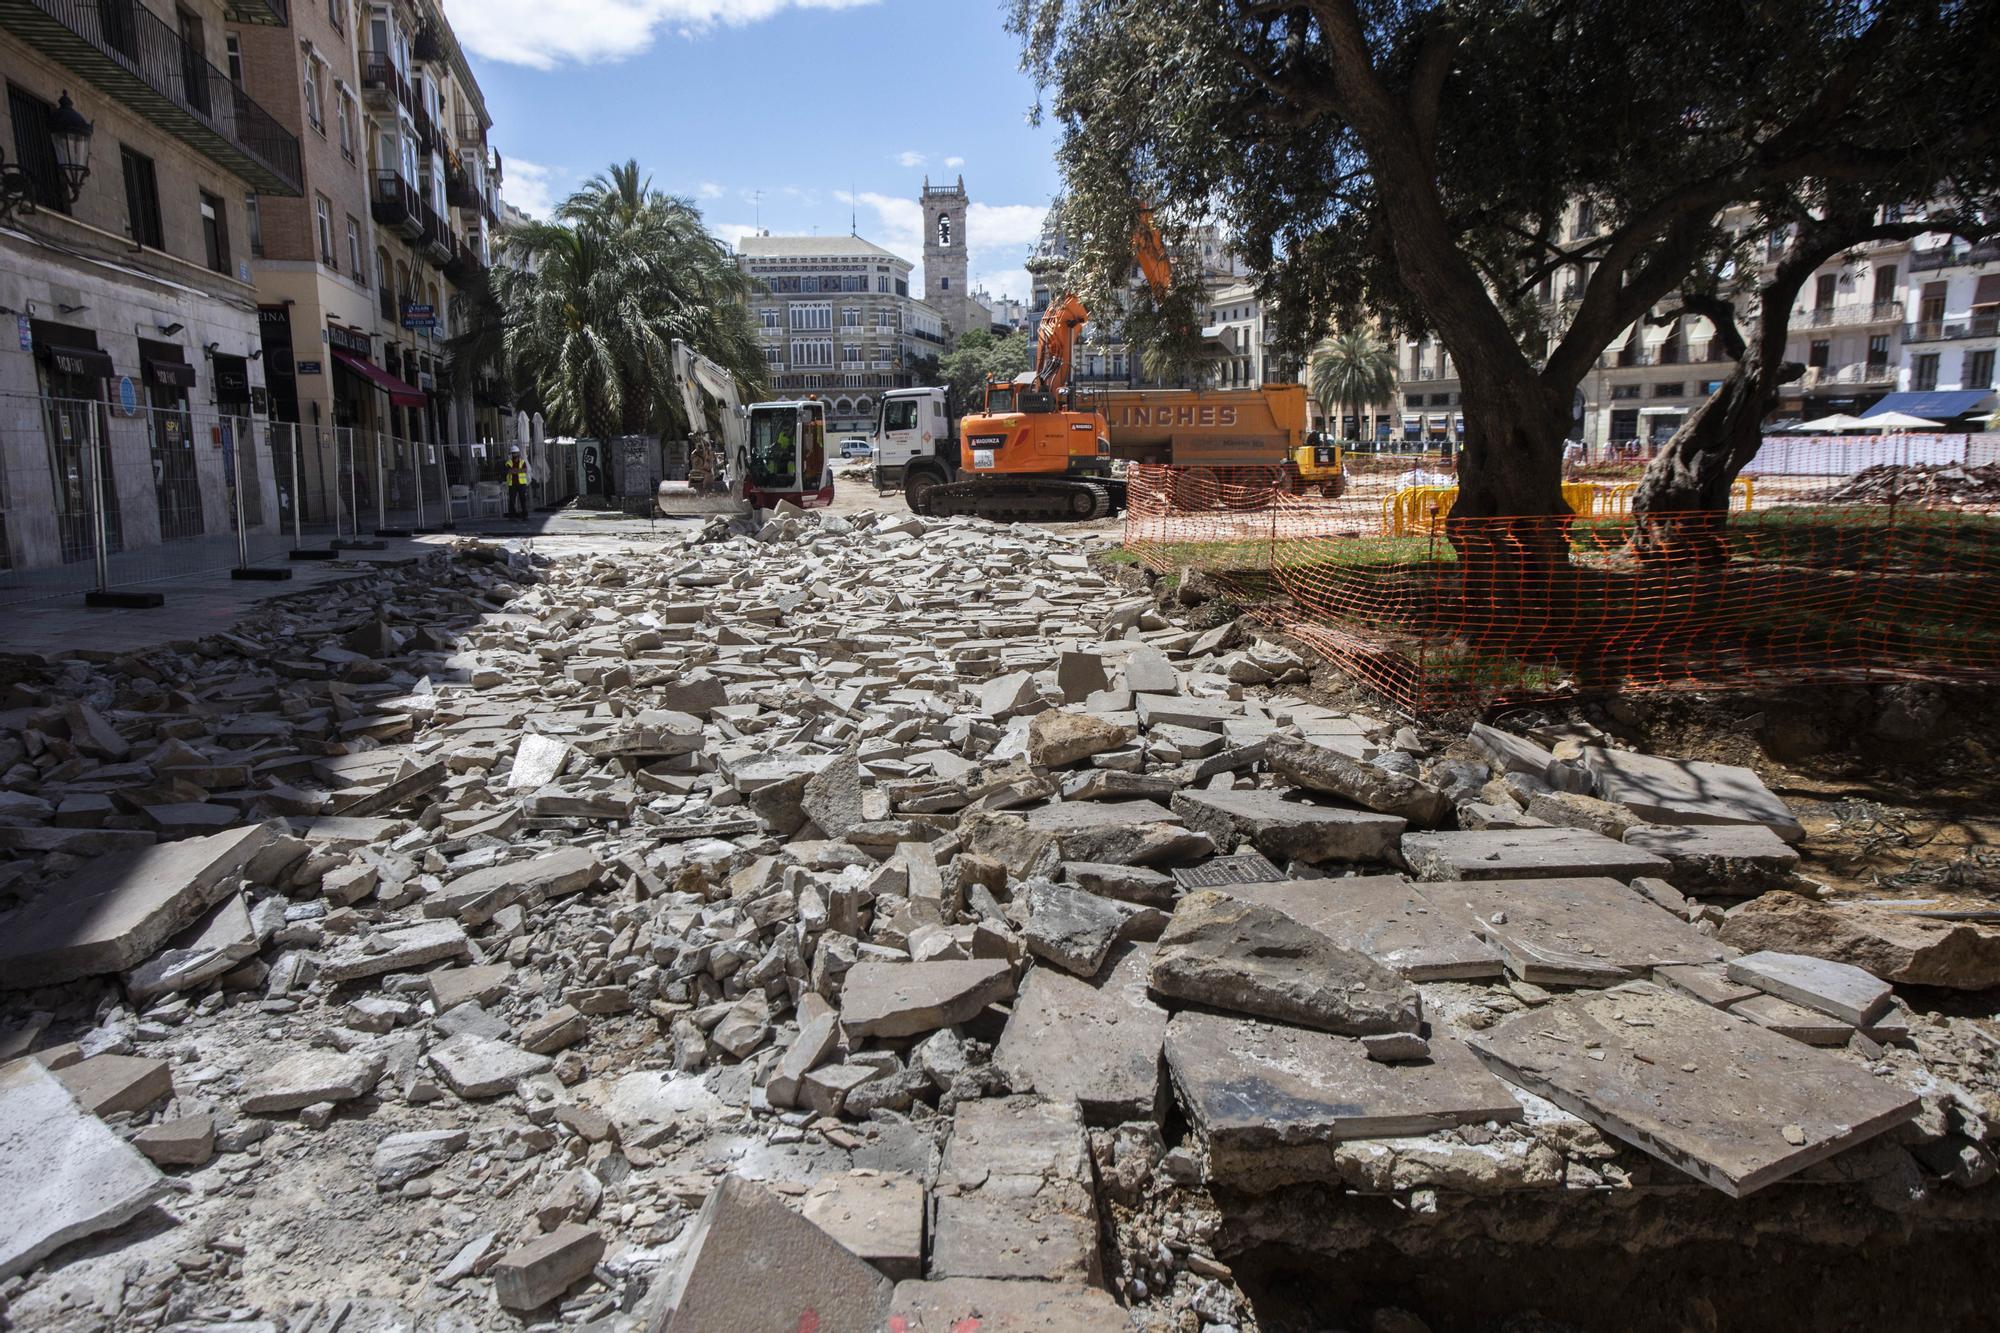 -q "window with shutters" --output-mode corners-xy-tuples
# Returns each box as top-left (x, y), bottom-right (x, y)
(6, 85), (68, 214)
(202, 192), (231, 274)
(1966, 350), (1995, 391)
(121, 147), (164, 249)
(1914, 353), (1940, 391)
(315, 194), (335, 267)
